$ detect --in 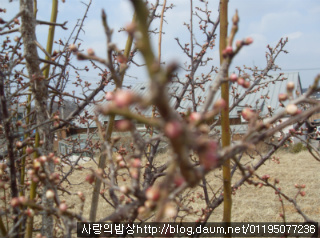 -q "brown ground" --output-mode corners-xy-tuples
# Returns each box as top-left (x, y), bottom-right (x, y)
(6, 150), (318, 237)
(57, 150), (320, 224)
